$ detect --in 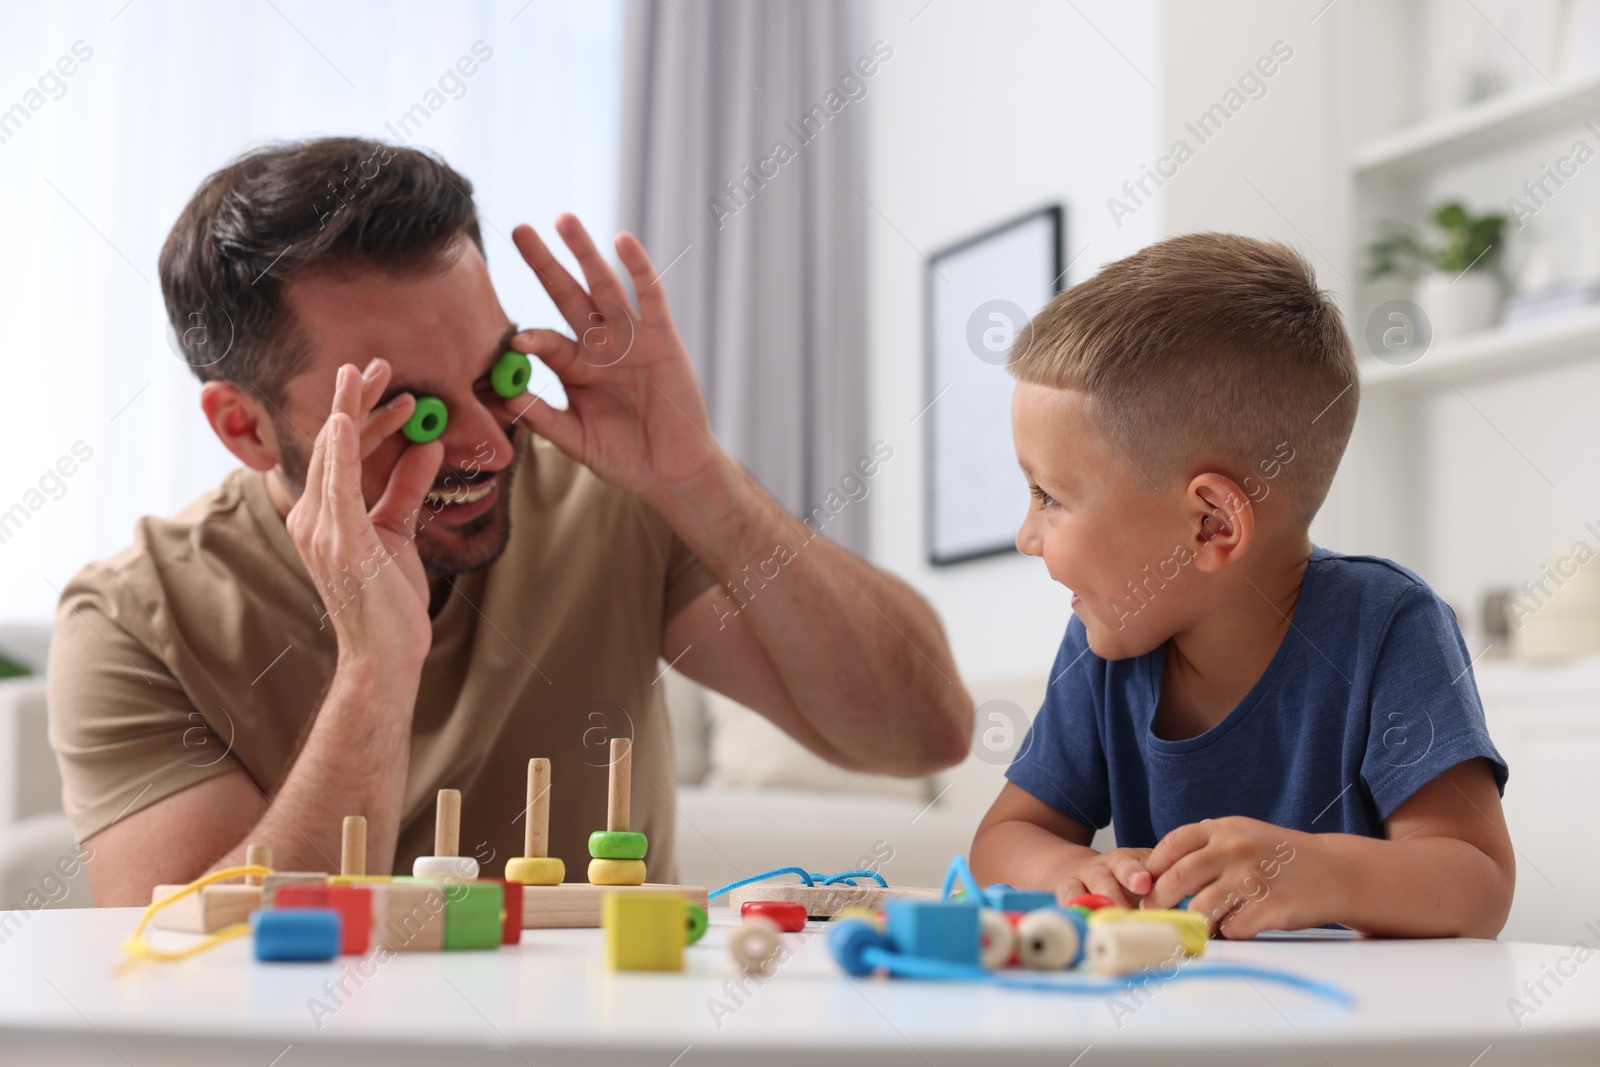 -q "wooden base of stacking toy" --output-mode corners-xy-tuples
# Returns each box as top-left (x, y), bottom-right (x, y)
(725, 881), (939, 918)
(149, 883), (262, 933)
(521, 882), (708, 929)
